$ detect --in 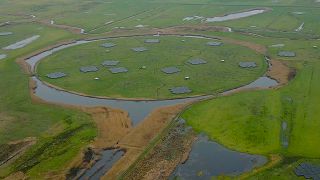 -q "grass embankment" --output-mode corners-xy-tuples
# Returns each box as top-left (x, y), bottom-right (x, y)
(38, 36), (266, 99)
(0, 24), (96, 179)
(183, 62), (320, 156)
